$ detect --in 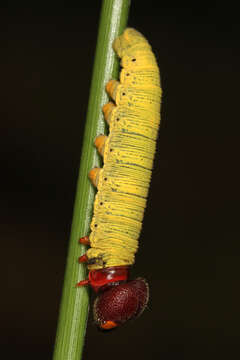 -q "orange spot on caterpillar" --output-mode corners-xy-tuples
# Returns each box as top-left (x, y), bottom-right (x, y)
(88, 167), (100, 187)
(102, 102), (115, 123)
